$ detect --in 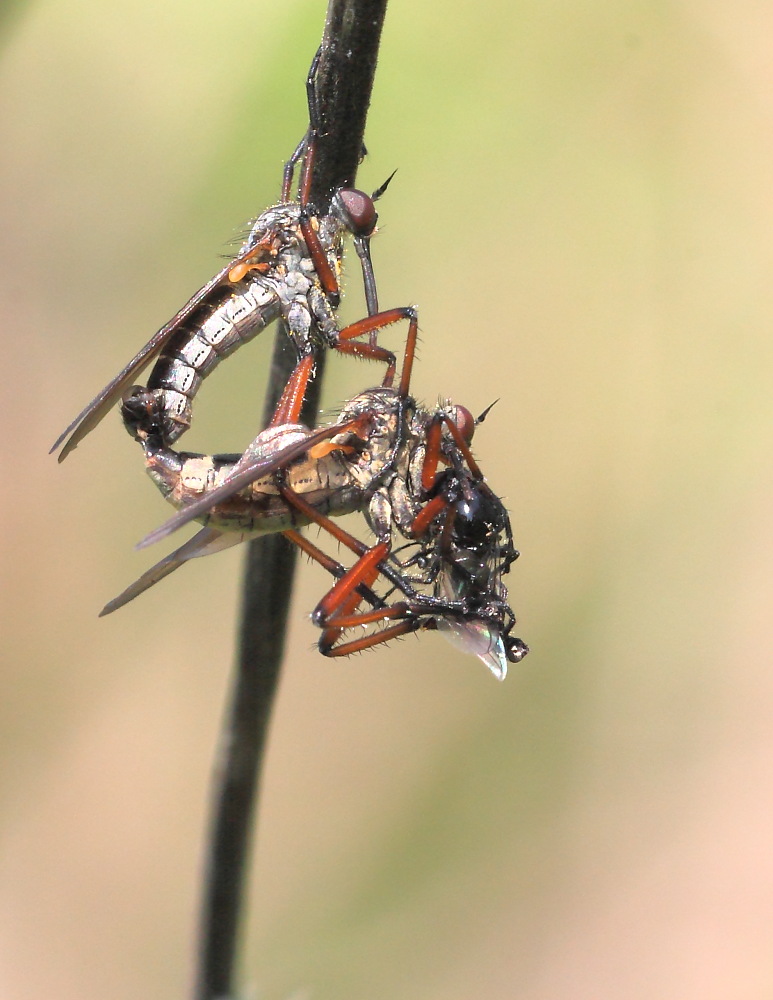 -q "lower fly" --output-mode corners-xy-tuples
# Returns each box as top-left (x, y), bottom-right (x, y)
(106, 312), (528, 678)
